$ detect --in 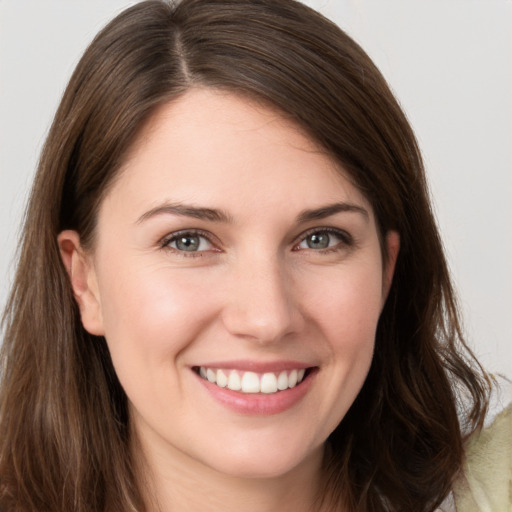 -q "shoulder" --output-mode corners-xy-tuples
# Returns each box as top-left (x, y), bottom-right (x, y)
(451, 375), (512, 512)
